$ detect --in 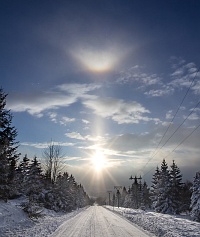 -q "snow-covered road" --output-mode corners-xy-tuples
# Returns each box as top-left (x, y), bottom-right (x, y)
(50, 206), (151, 237)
